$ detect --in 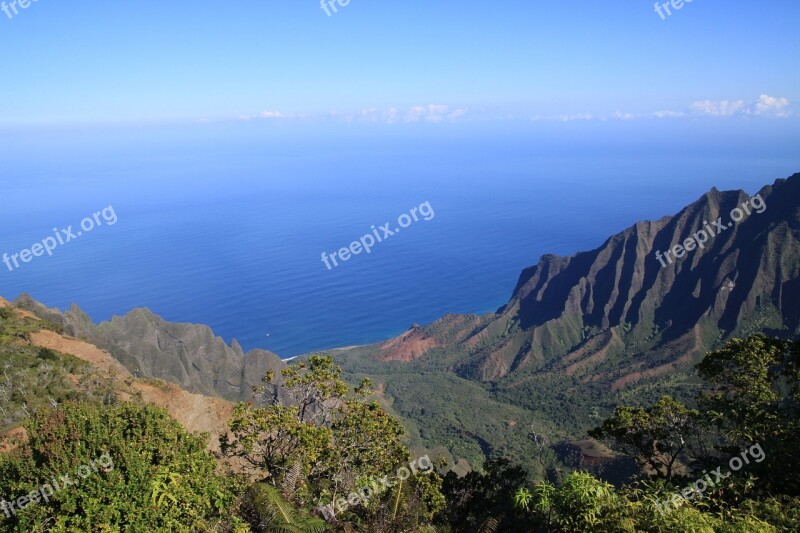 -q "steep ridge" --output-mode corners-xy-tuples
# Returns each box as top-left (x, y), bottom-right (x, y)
(14, 296), (285, 402)
(0, 297), (233, 454)
(372, 174), (800, 386)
